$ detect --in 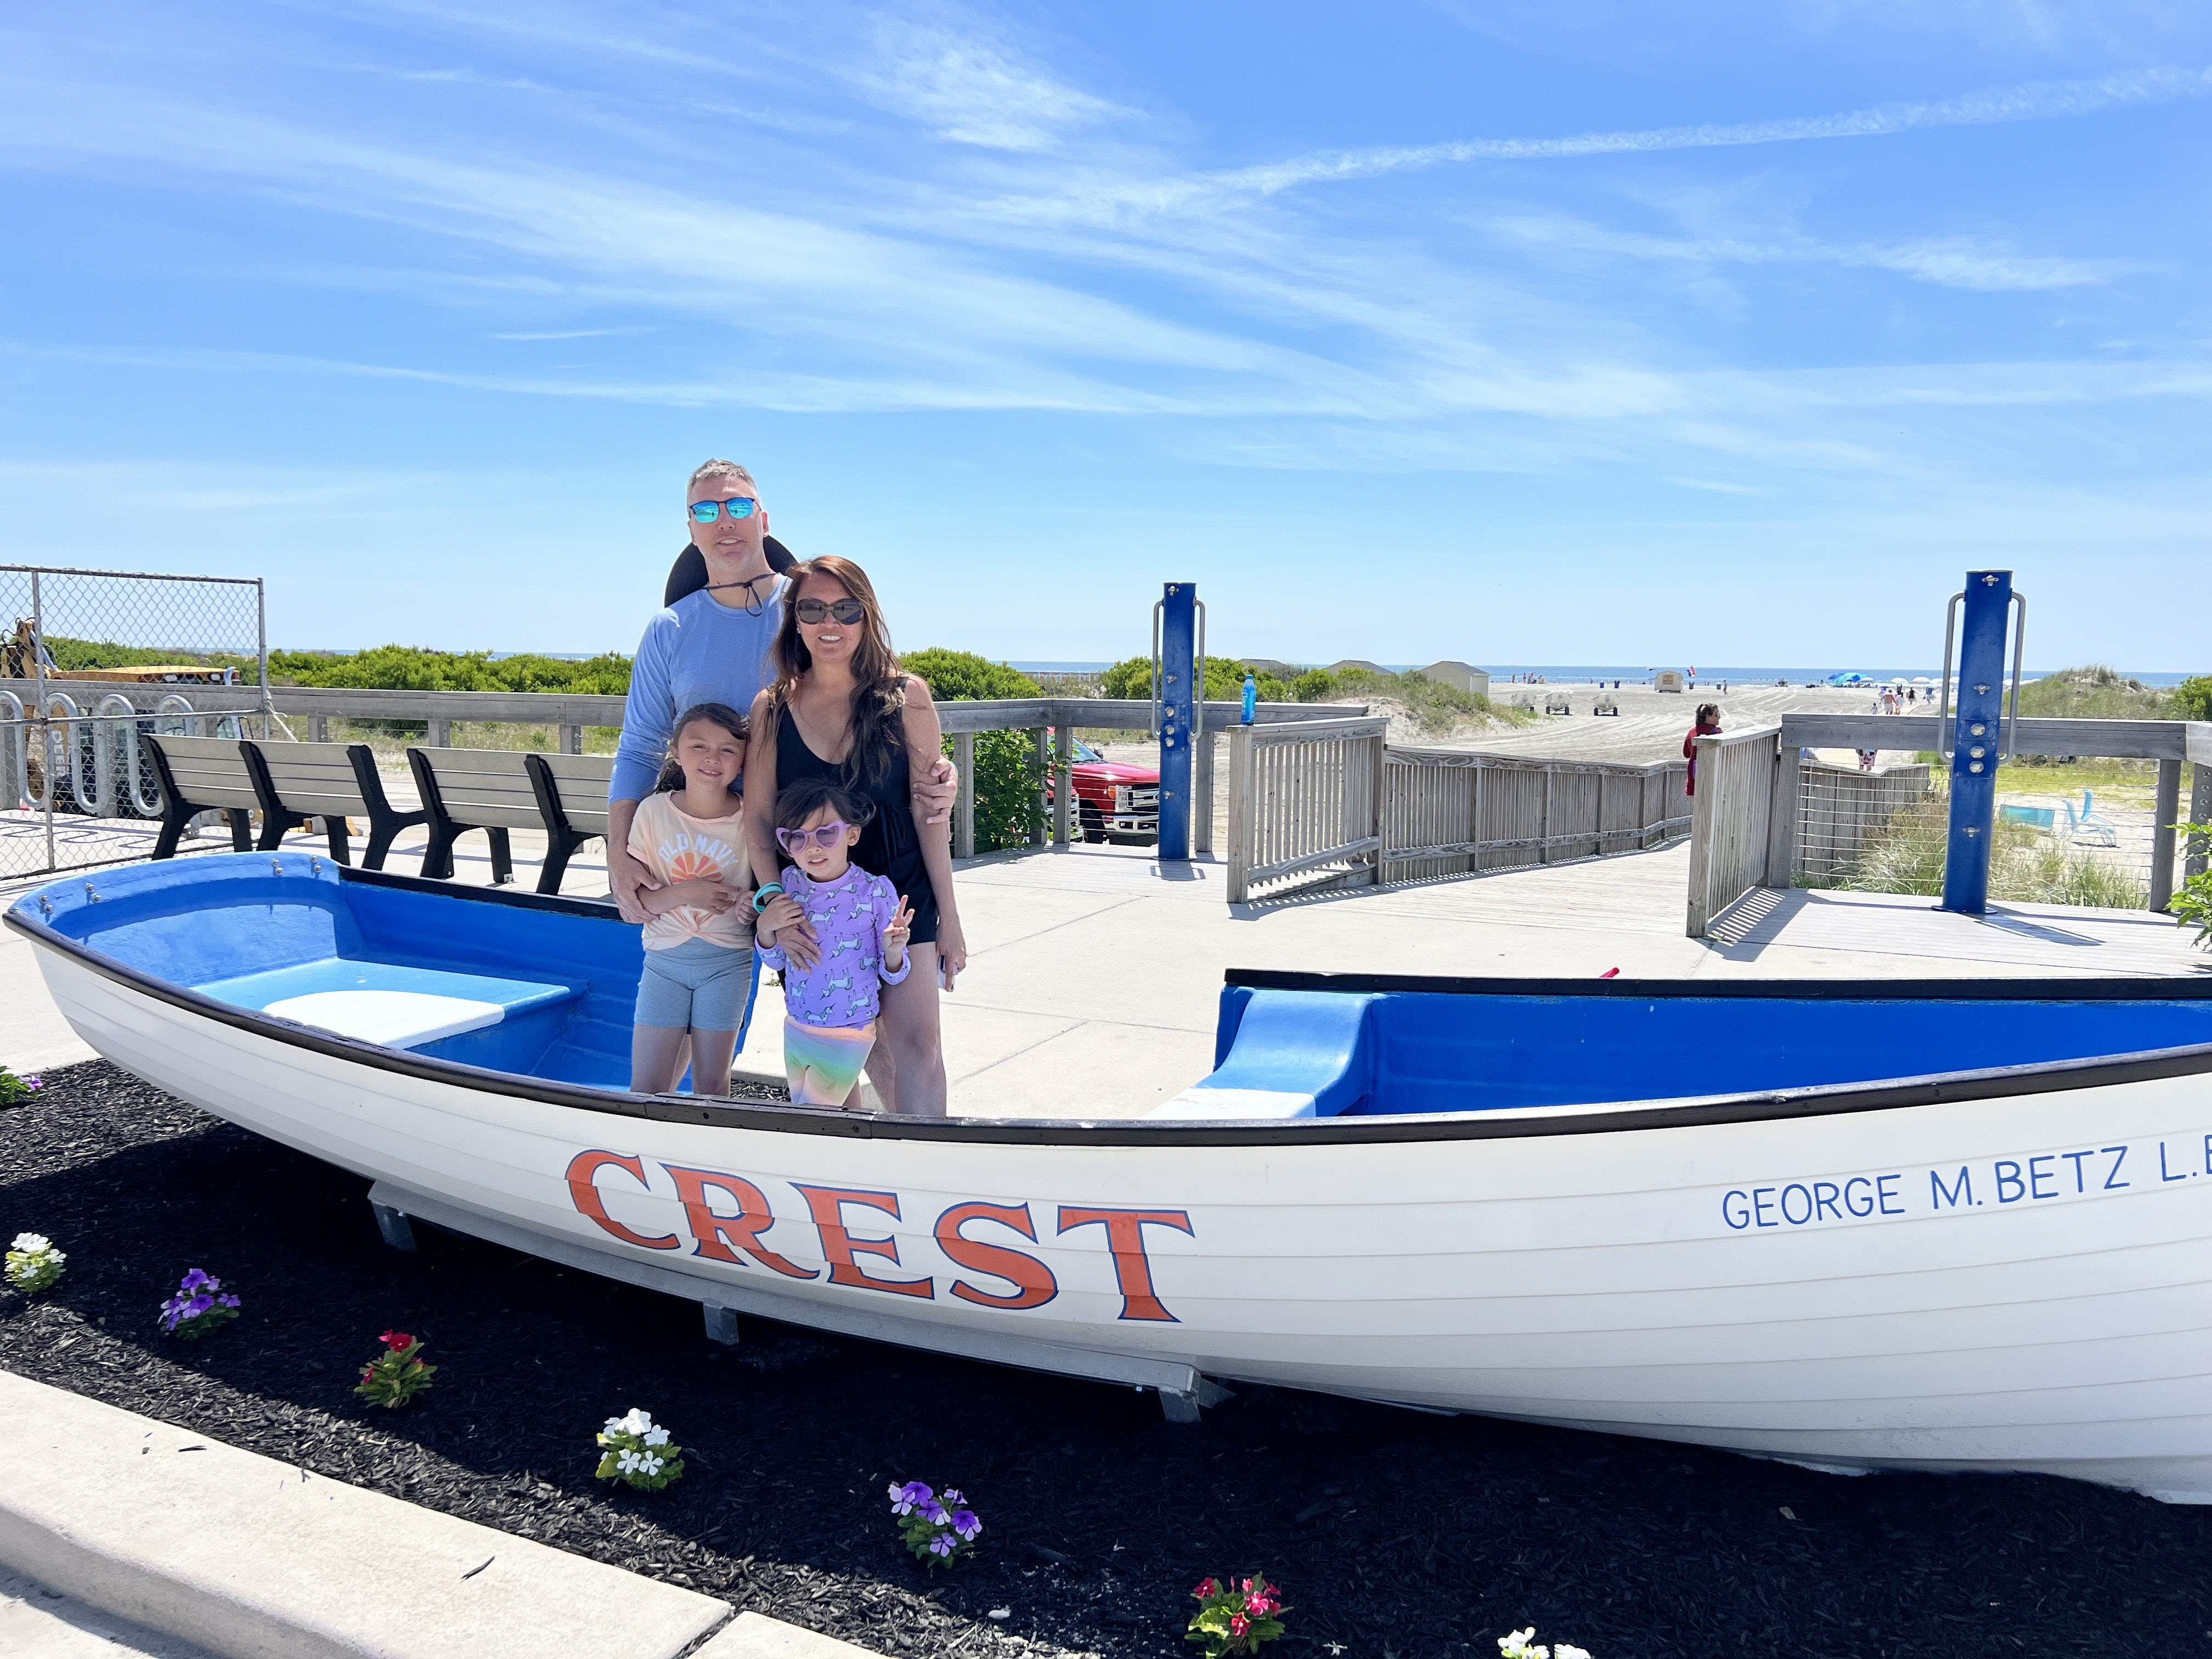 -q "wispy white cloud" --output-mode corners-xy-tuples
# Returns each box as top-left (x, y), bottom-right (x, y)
(1489, 212), (2136, 290)
(849, 13), (1125, 150)
(990, 64), (2212, 229)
